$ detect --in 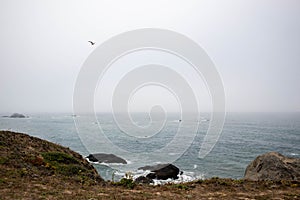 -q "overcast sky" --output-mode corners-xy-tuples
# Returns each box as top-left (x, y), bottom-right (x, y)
(0, 0), (299, 113)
